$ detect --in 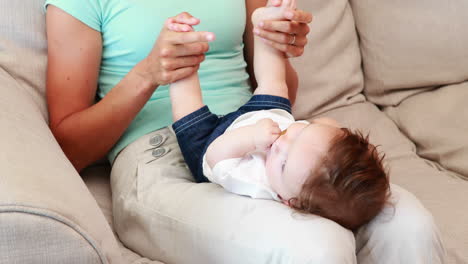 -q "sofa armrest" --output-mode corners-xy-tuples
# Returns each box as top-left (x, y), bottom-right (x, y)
(0, 71), (122, 263)
(0, 205), (105, 263)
